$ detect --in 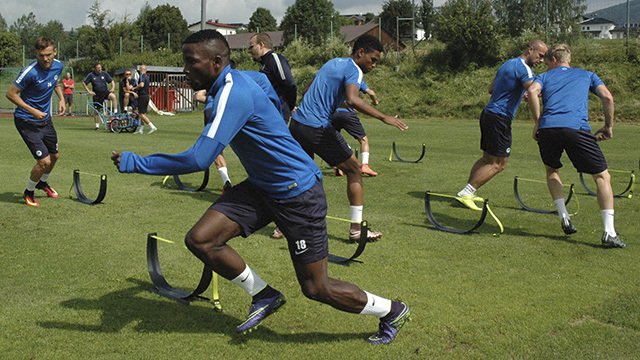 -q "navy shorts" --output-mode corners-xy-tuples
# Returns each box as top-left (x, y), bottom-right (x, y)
(331, 110), (366, 140)
(289, 119), (353, 166)
(138, 95), (149, 114)
(93, 92), (110, 107)
(63, 93), (73, 105)
(537, 127), (608, 174)
(479, 110), (512, 157)
(14, 117), (58, 160)
(211, 180), (329, 264)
